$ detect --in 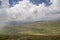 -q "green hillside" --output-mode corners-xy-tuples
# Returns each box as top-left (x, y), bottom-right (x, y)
(0, 20), (60, 35)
